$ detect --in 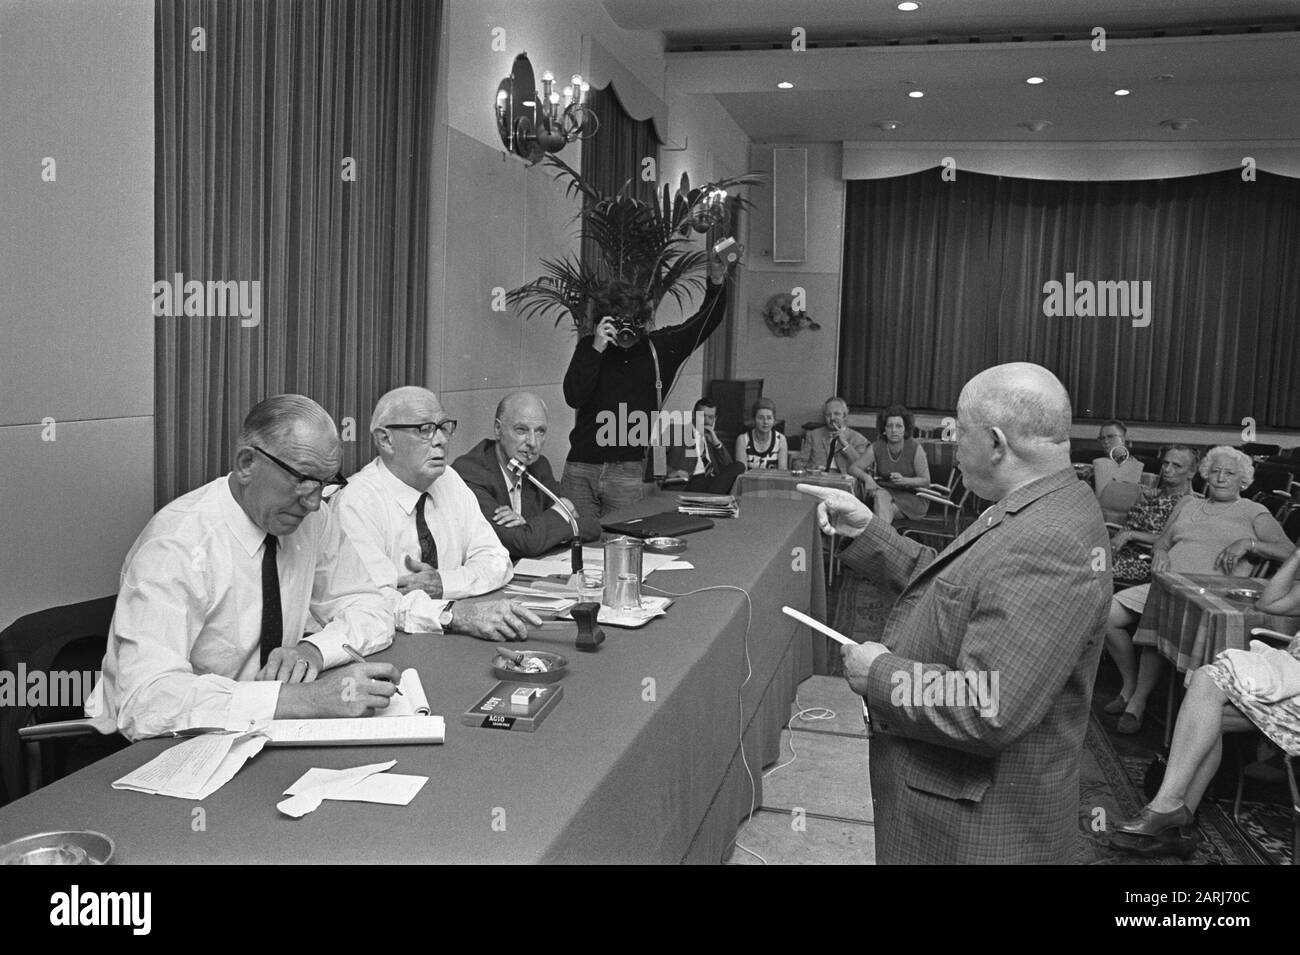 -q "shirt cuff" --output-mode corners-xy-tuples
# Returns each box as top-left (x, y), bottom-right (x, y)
(395, 589), (449, 633)
(224, 680), (282, 731)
